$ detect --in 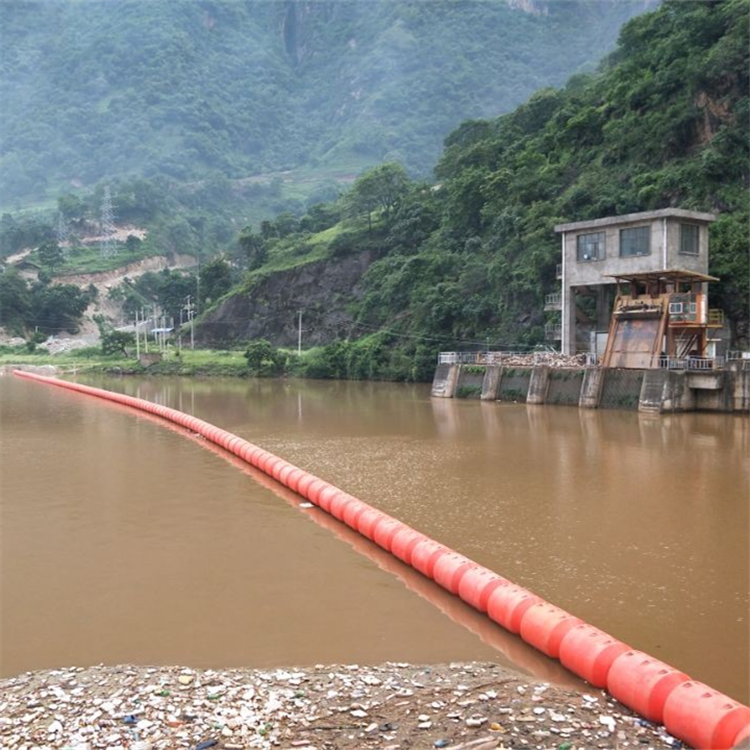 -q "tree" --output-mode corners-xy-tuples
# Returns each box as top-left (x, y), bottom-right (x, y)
(30, 283), (89, 333)
(0, 269), (31, 332)
(36, 240), (65, 275)
(238, 227), (268, 270)
(345, 163), (410, 231)
(57, 193), (87, 225)
(125, 234), (142, 254)
(200, 257), (233, 307)
(244, 339), (284, 376)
